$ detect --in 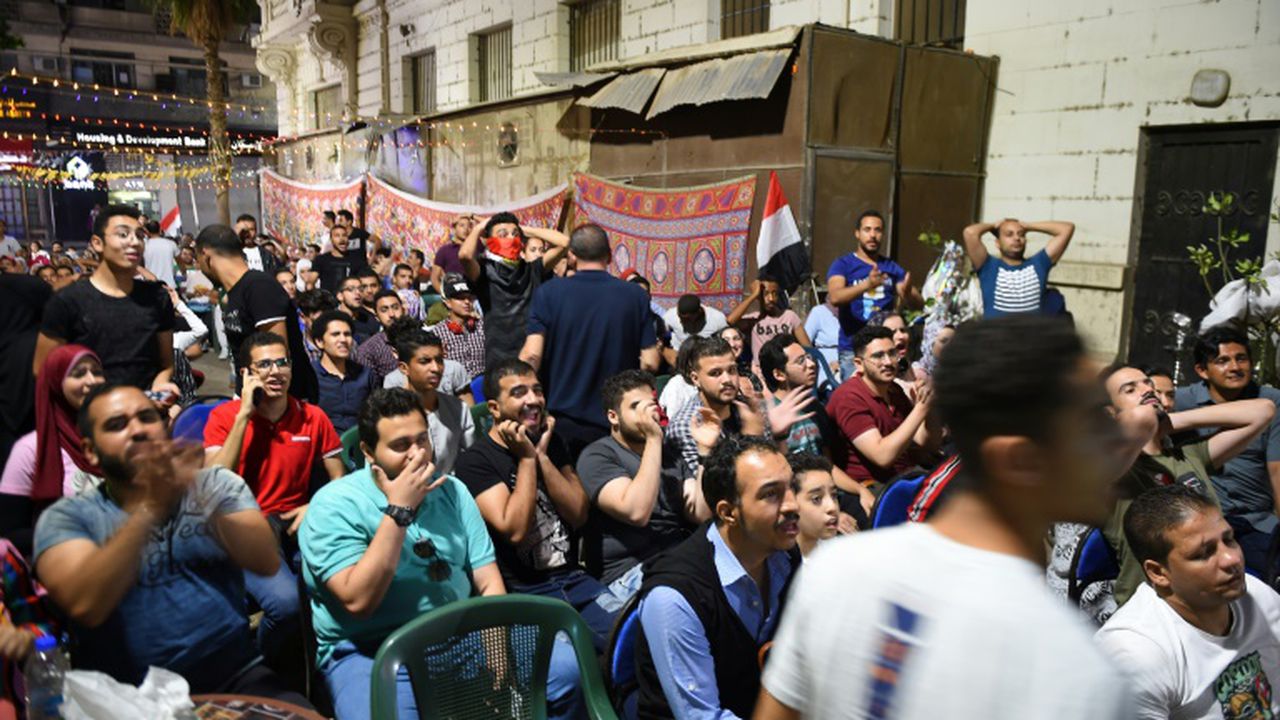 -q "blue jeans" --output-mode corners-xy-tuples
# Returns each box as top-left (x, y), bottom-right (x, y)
(508, 568), (617, 651)
(839, 350), (856, 382)
(596, 563), (645, 614)
(323, 636), (583, 720)
(244, 546), (301, 667)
